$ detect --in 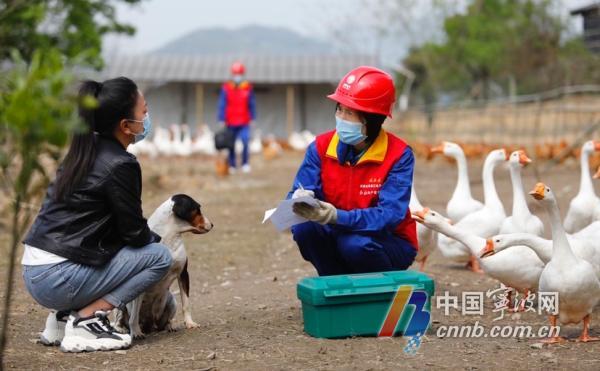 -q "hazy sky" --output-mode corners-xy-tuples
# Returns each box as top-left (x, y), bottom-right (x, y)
(104, 0), (354, 53)
(104, 0), (592, 63)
